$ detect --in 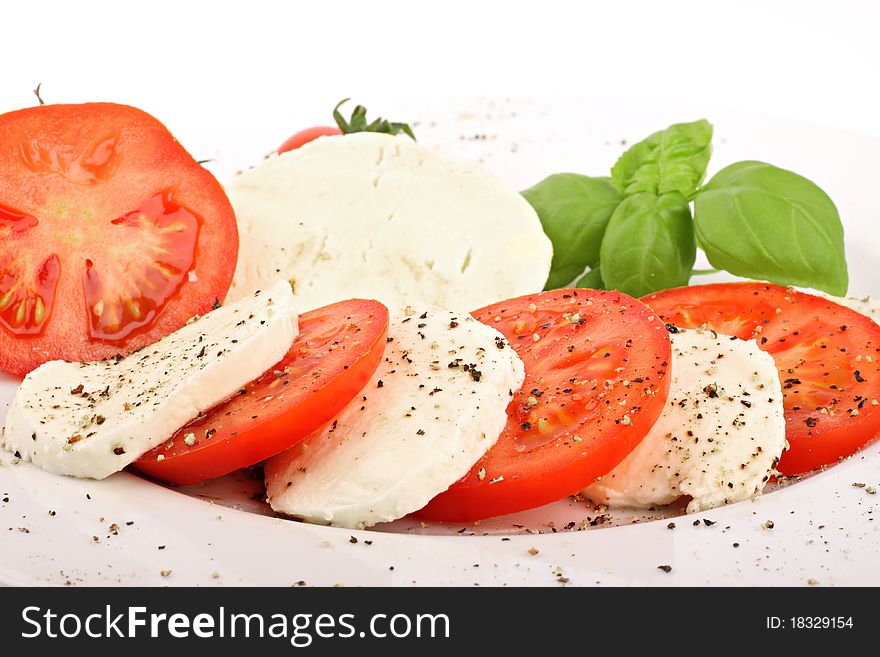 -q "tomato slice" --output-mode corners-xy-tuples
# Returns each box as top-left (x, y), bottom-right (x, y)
(277, 126), (342, 153)
(134, 299), (389, 484)
(419, 289), (672, 522)
(0, 103), (238, 375)
(643, 283), (880, 474)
